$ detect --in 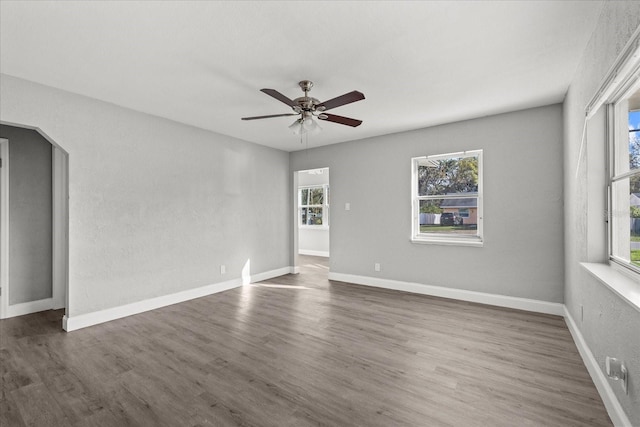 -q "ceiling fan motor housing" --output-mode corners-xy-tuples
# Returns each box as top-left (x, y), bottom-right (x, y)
(293, 80), (318, 113)
(294, 96), (320, 112)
